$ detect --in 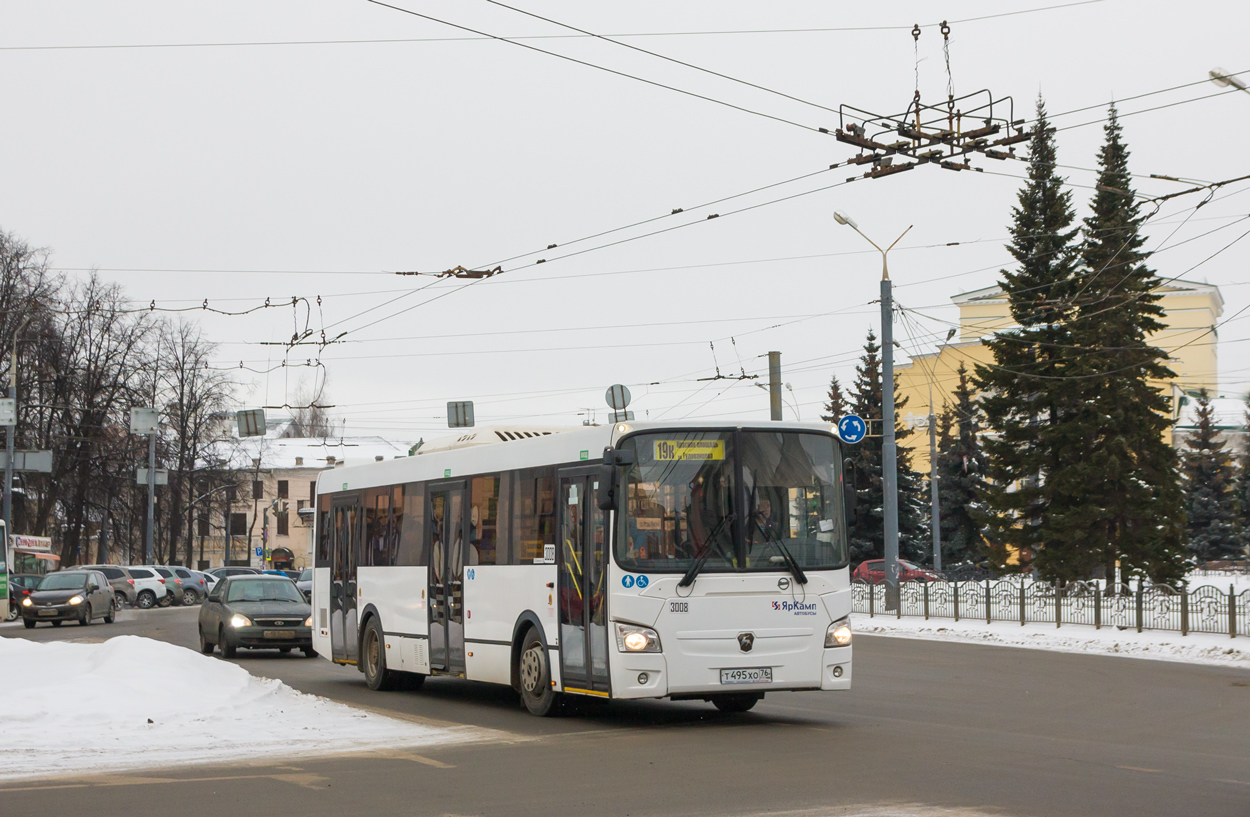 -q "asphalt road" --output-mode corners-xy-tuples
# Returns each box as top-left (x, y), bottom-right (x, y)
(2, 607), (1247, 817)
